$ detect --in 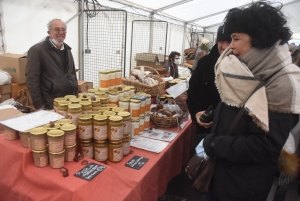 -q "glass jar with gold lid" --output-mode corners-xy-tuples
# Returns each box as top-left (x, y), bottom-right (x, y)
(56, 118), (72, 126)
(108, 115), (123, 141)
(145, 94), (151, 113)
(139, 116), (145, 135)
(103, 110), (116, 118)
(53, 97), (67, 112)
(69, 98), (81, 104)
(130, 99), (141, 120)
(49, 149), (65, 169)
(64, 143), (76, 162)
(94, 140), (108, 162)
(32, 148), (48, 168)
(91, 98), (101, 111)
(99, 70), (110, 90)
(131, 119), (140, 139)
(99, 95), (109, 105)
(115, 69), (122, 87)
(144, 113), (150, 131)
(108, 140), (123, 162)
(106, 104), (118, 110)
(80, 101), (92, 114)
(112, 107), (125, 114)
(78, 114), (93, 140)
(79, 139), (94, 159)
(98, 106), (110, 114)
(20, 130), (31, 148)
(118, 112), (131, 135)
(64, 95), (76, 100)
(57, 101), (70, 118)
(123, 87), (131, 97)
(43, 122), (60, 130)
(109, 69), (116, 90)
(88, 111), (101, 118)
(47, 129), (65, 153)
(95, 91), (106, 97)
(30, 128), (48, 151)
(128, 86), (135, 96)
(122, 135), (130, 156)
(93, 115), (108, 140)
(67, 104), (82, 125)
(60, 123), (77, 146)
(118, 98), (130, 112)
(108, 91), (119, 105)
